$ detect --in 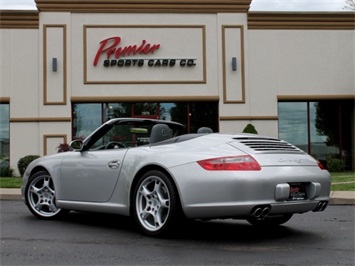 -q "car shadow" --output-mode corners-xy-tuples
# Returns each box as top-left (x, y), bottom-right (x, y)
(173, 219), (309, 243)
(49, 211), (314, 243)
(61, 211), (136, 231)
